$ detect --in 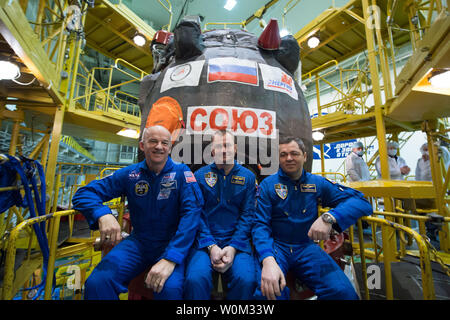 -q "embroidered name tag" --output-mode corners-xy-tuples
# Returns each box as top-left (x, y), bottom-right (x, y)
(231, 175), (245, 185)
(300, 184), (316, 192)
